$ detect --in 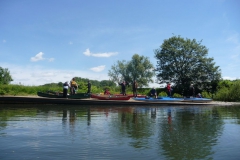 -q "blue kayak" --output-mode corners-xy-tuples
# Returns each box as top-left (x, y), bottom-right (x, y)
(132, 96), (213, 103)
(132, 97), (183, 102)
